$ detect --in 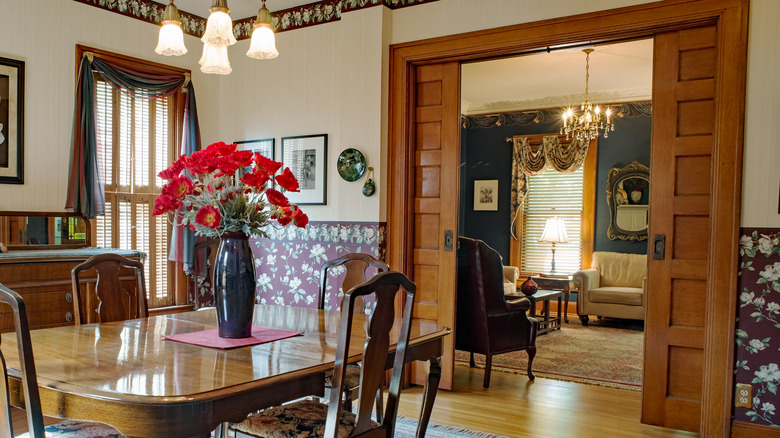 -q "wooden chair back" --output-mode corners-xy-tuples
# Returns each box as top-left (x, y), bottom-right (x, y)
(324, 271), (415, 438)
(318, 253), (389, 311)
(71, 253), (148, 324)
(0, 283), (46, 438)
